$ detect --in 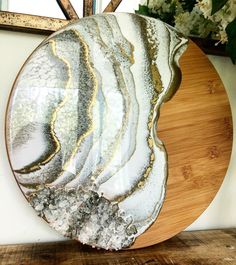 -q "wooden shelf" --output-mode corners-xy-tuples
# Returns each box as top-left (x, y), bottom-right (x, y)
(1, 229), (236, 264)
